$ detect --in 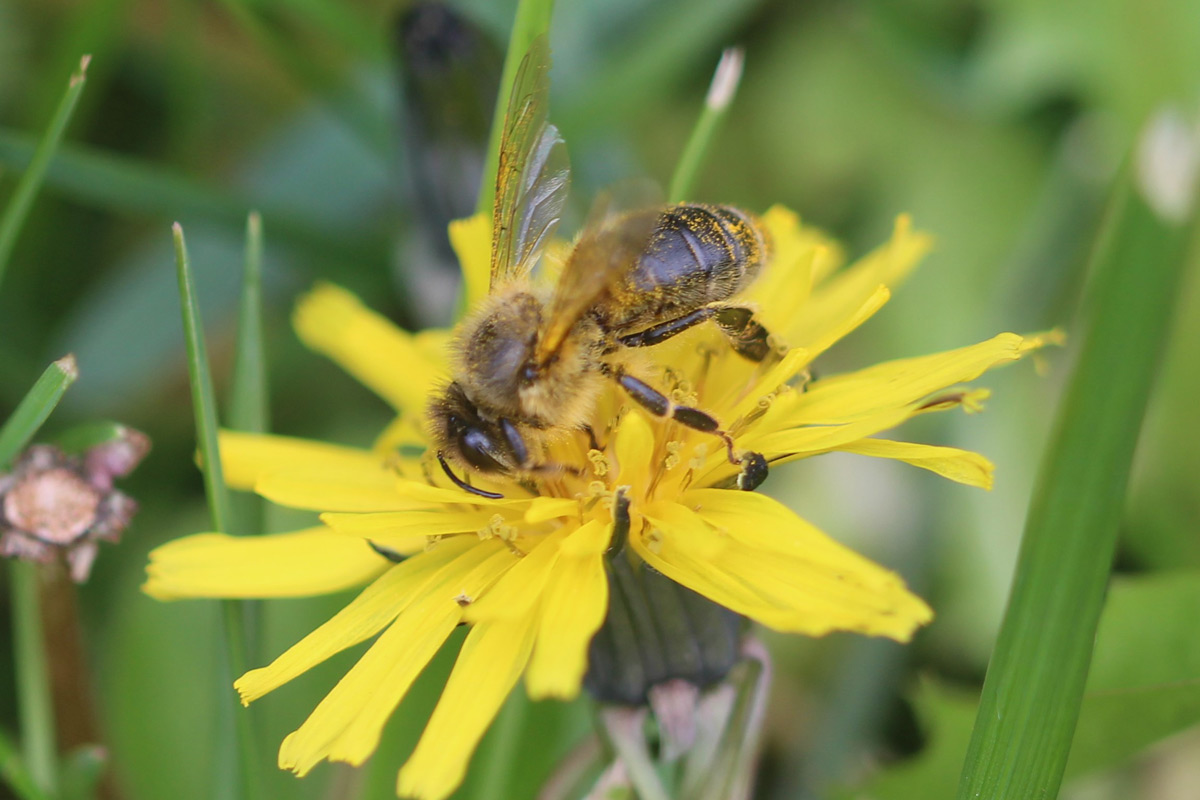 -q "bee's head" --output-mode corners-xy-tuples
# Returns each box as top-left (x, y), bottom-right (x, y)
(427, 382), (523, 475)
(455, 291), (543, 418)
